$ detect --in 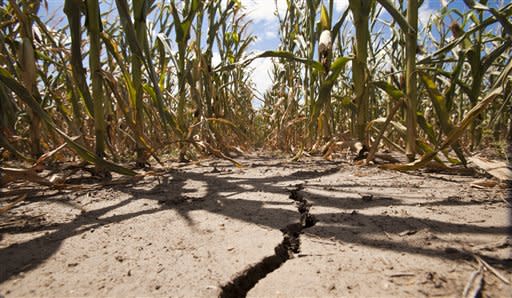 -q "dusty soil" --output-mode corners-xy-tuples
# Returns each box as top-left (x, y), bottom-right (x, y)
(1, 155), (511, 297)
